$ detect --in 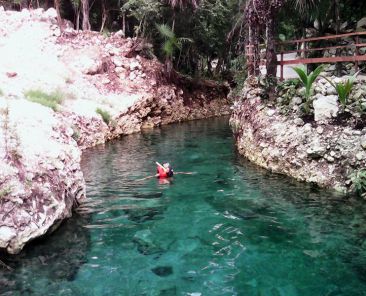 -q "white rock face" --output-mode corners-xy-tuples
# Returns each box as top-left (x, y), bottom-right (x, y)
(0, 97), (85, 254)
(313, 95), (339, 122)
